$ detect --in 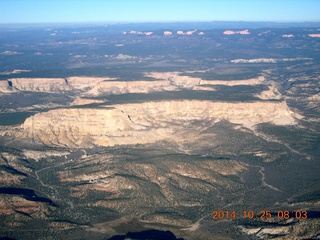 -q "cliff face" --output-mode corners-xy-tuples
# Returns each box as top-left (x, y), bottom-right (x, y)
(66, 76), (114, 91)
(9, 78), (70, 92)
(2, 77), (114, 93)
(22, 100), (298, 148)
(146, 72), (265, 87)
(2, 73), (270, 96)
(199, 76), (265, 86)
(0, 80), (12, 93)
(86, 79), (175, 95)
